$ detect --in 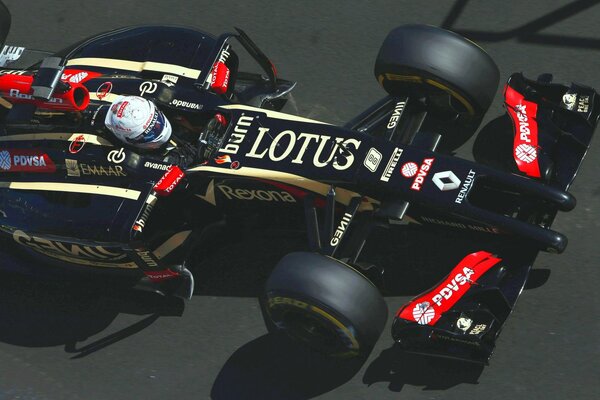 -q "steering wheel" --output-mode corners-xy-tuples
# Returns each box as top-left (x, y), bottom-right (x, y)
(197, 113), (228, 161)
